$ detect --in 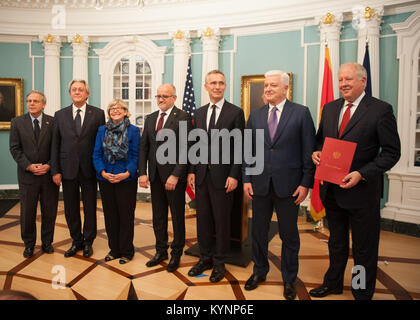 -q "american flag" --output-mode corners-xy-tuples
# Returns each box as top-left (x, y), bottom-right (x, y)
(182, 57), (196, 118)
(182, 57), (196, 204)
